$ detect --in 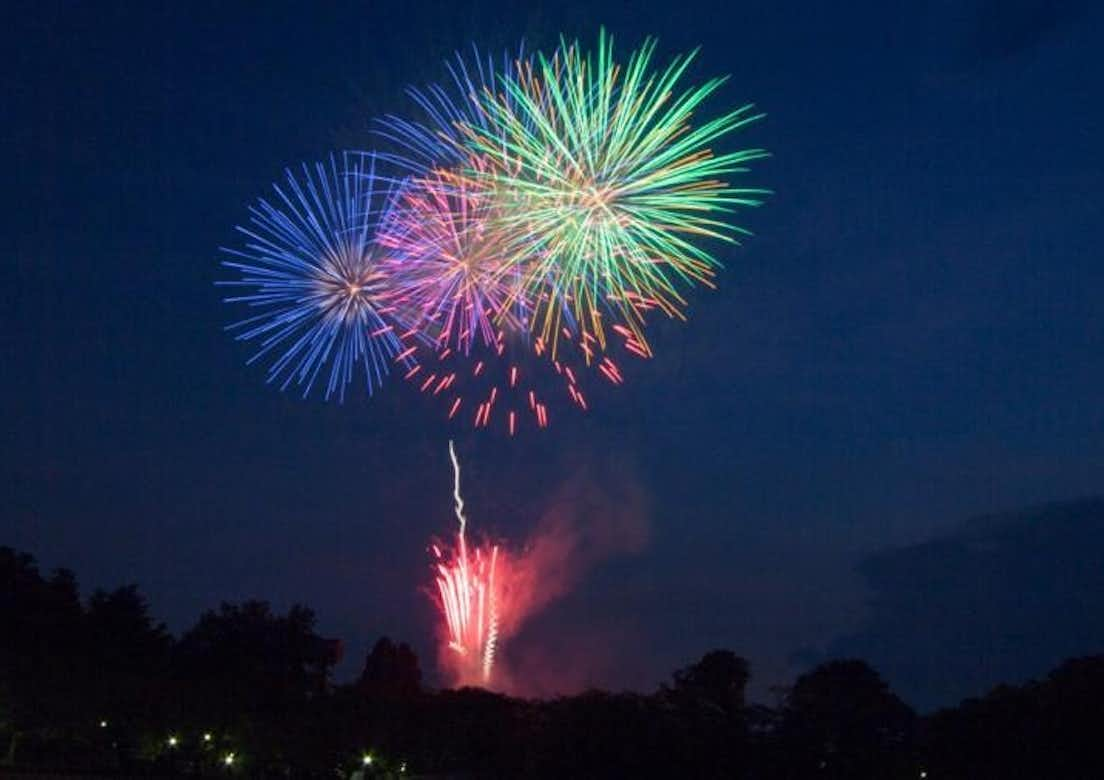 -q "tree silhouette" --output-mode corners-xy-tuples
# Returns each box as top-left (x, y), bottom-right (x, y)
(668, 649), (751, 717)
(923, 655), (1104, 777)
(358, 636), (422, 699)
(0, 548), (85, 764)
(84, 586), (174, 731)
(175, 601), (338, 723)
(781, 659), (915, 779)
